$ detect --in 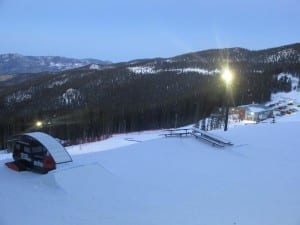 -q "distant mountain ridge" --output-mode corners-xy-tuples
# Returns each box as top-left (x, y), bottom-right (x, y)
(1, 43), (300, 75)
(174, 43), (300, 62)
(0, 53), (110, 74)
(124, 43), (300, 75)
